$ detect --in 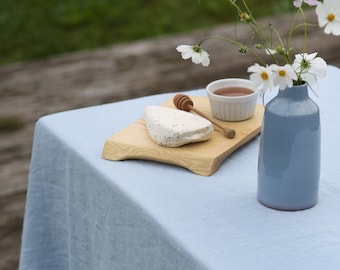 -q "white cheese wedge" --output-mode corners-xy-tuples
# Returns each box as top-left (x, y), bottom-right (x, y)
(144, 105), (213, 147)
